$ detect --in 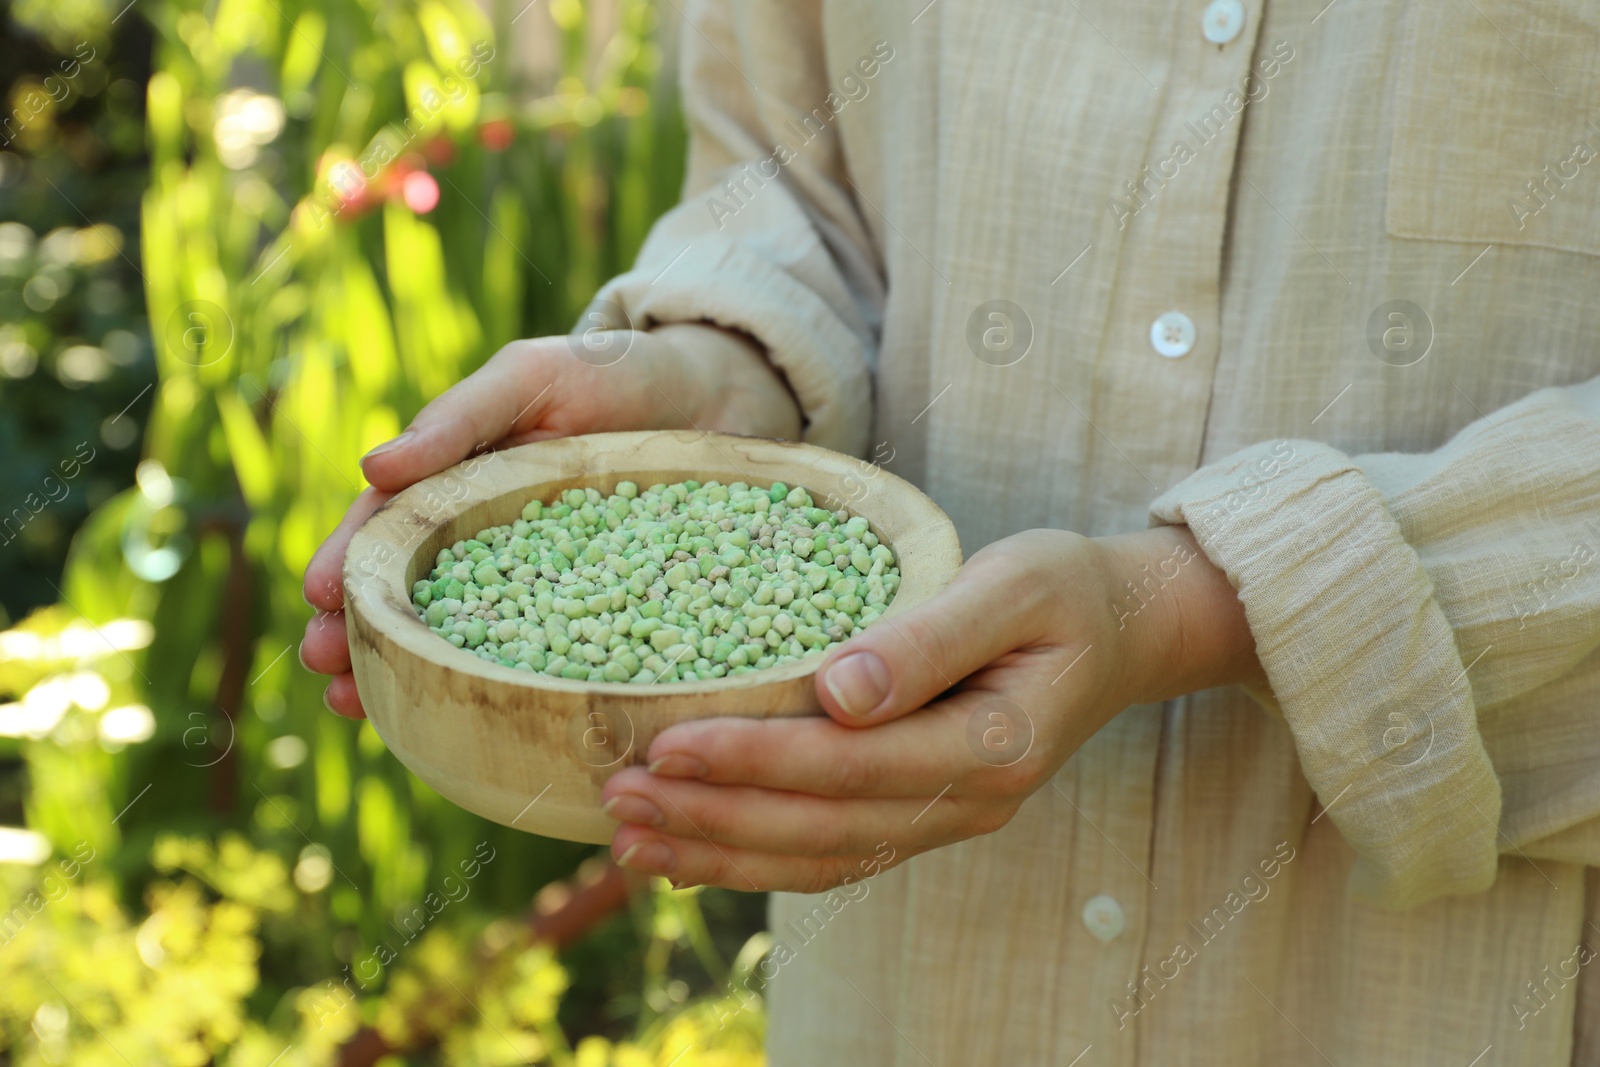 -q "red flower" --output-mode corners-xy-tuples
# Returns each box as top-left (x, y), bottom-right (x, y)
(422, 136), (456, 167)
(401, 170), (440, 214)
(479, 117), (514, 152)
